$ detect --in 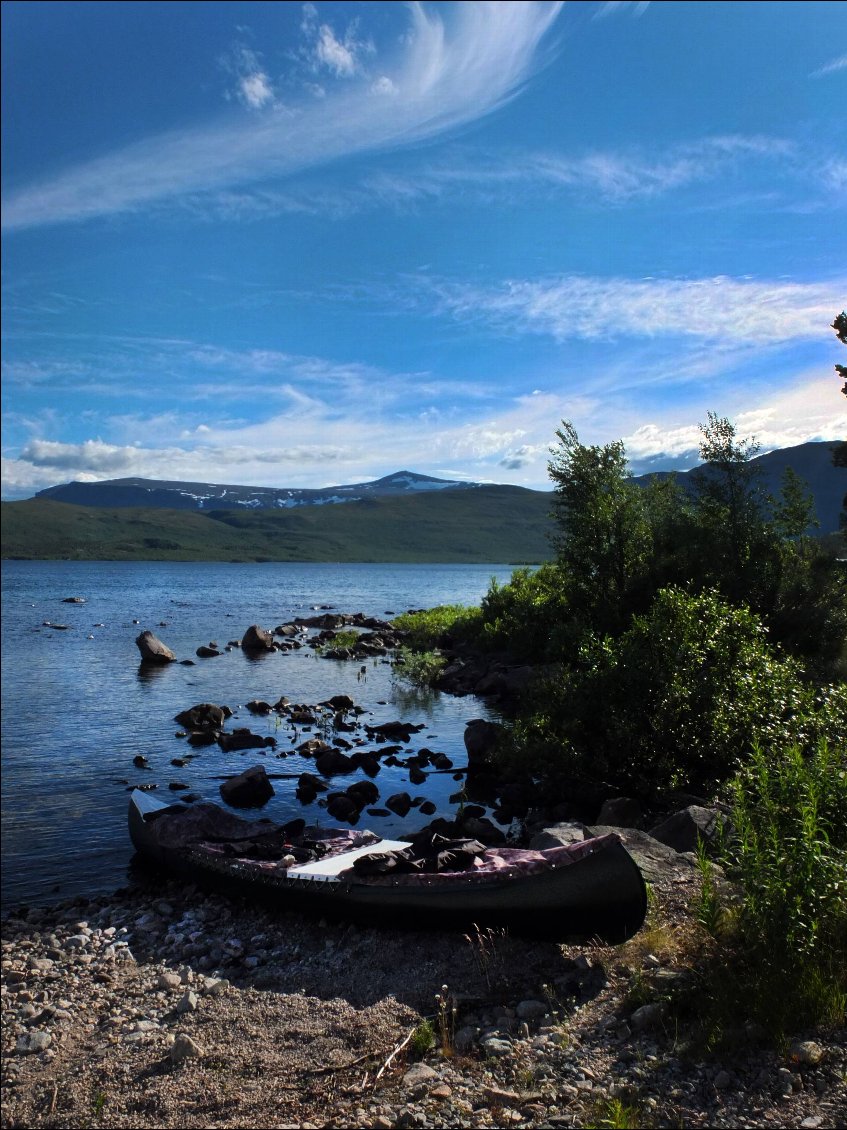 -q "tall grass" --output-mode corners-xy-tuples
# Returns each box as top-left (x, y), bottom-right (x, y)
(723, 737), (847, 1029)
